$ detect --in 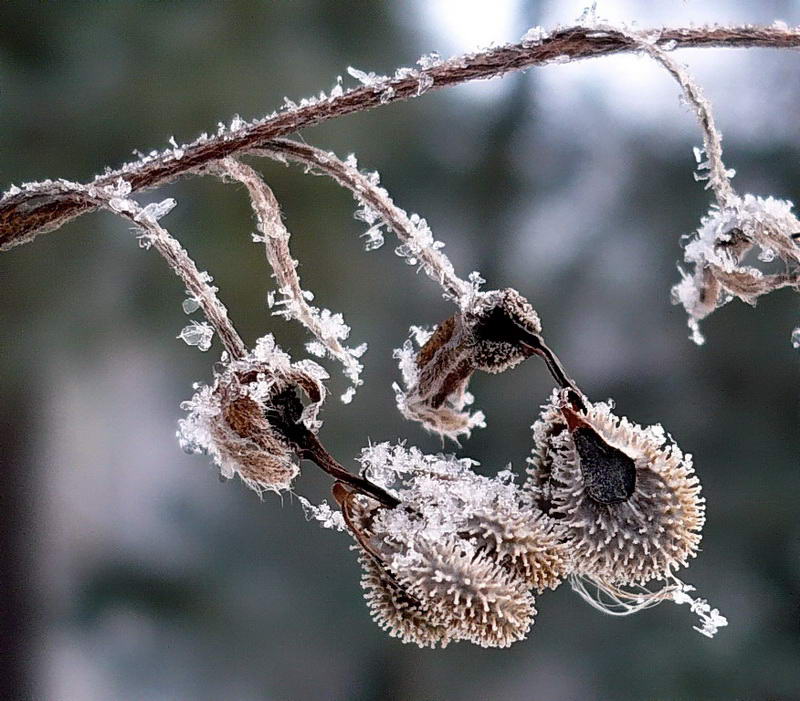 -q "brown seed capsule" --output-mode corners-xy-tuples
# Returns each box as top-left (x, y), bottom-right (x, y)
(178, 338), (328, 494)
(526, 389), (705, 586)
(395, 288), (545, 439)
